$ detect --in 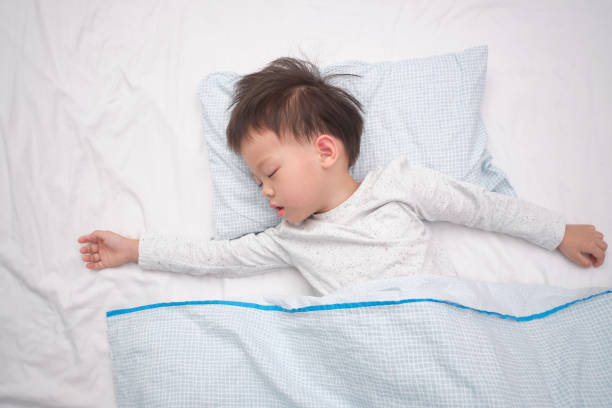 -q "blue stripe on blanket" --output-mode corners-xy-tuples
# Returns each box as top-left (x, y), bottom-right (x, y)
(107, 290), (611, 322)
